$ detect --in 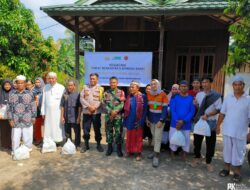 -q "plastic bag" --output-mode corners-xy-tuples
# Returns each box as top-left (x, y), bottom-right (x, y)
(13, 145), (30, 161)
(161, 131), (169, 144)
(0, 105), (7, 119)
(170, 130), (186, 147)
(61, 138), (76, 155)
(42, 137), (57, 153)
(193, 119), (211, 137)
